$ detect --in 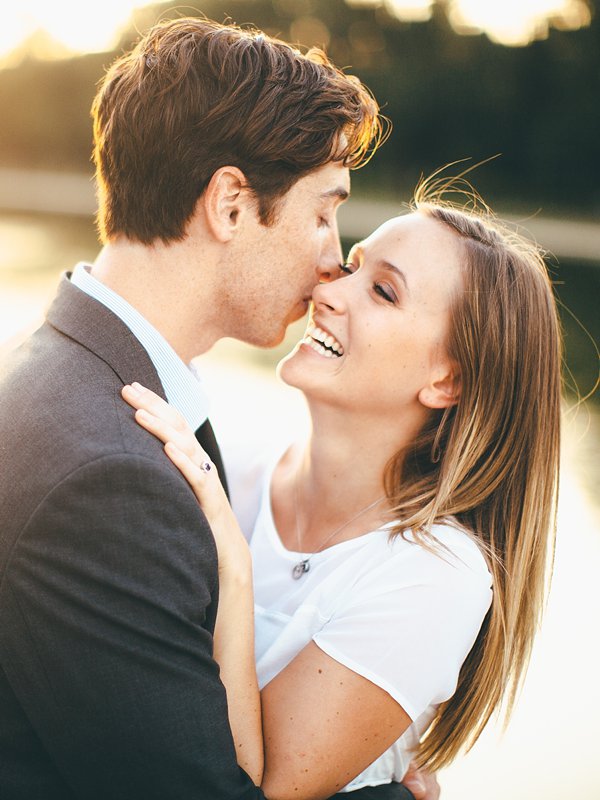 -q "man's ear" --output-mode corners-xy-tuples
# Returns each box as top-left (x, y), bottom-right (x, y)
(202, 166), (253, 242)
(418, 362), (461, 410)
